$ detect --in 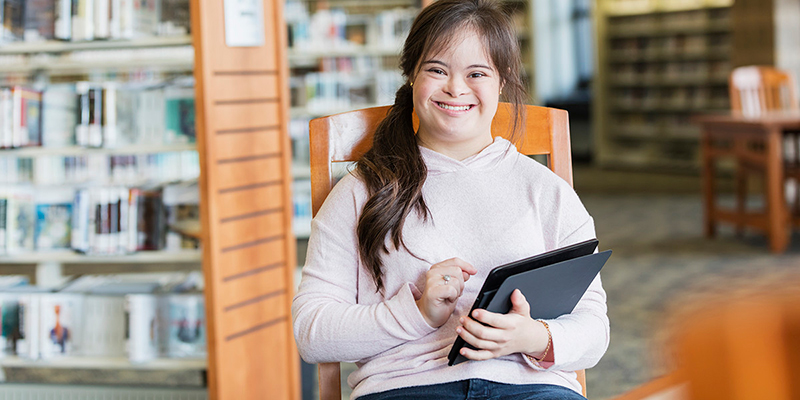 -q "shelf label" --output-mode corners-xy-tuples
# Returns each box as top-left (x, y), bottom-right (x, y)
(223, 0), (265, 47)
